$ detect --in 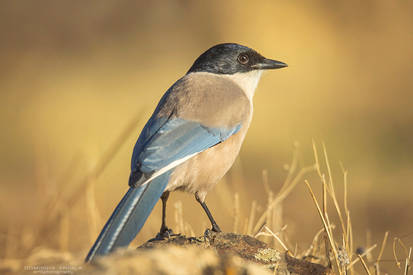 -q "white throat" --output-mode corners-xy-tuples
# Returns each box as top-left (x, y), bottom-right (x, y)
(222, 70), (263, 100)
